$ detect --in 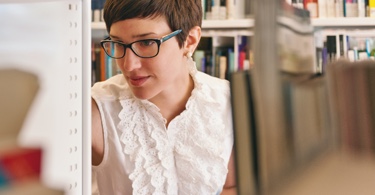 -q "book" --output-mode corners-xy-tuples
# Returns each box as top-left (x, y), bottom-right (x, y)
(325, 60), (375, 155)
(93, 43), (102, 83)
(345, 0), (359, 17)
(335, 0), (345, 17)
(366, 60), (375, 153)
(251, 1), (293, 193)
(358, 0), (367, 17)
(238, 36), (249, 71)
(370, 0), (375, 17)
(229, 70), (258, 195)
(219, 55), (227, 79)
(304, 0), (318, 17)
(278, 7), (317, 74)
(319, 0), (328, 18)
(196, 37), (213, 75)
(283, 75), (331, 165)
(352, 60), (373, 154)
(250, 1), (339, 194)
(193, 50), (205, 72)
(326, 35), (337, 62)
(326, 0), (335, 17)
(205, 0), (213, 20)
(232, 0), (245, 19)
